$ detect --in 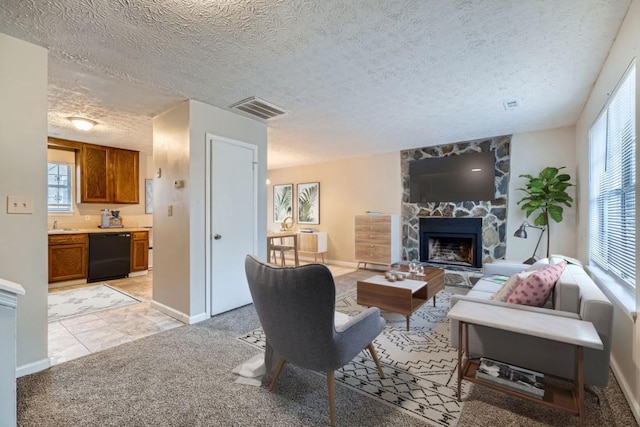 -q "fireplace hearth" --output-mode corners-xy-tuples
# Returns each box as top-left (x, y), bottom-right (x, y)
(419, 217), (483, 269)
